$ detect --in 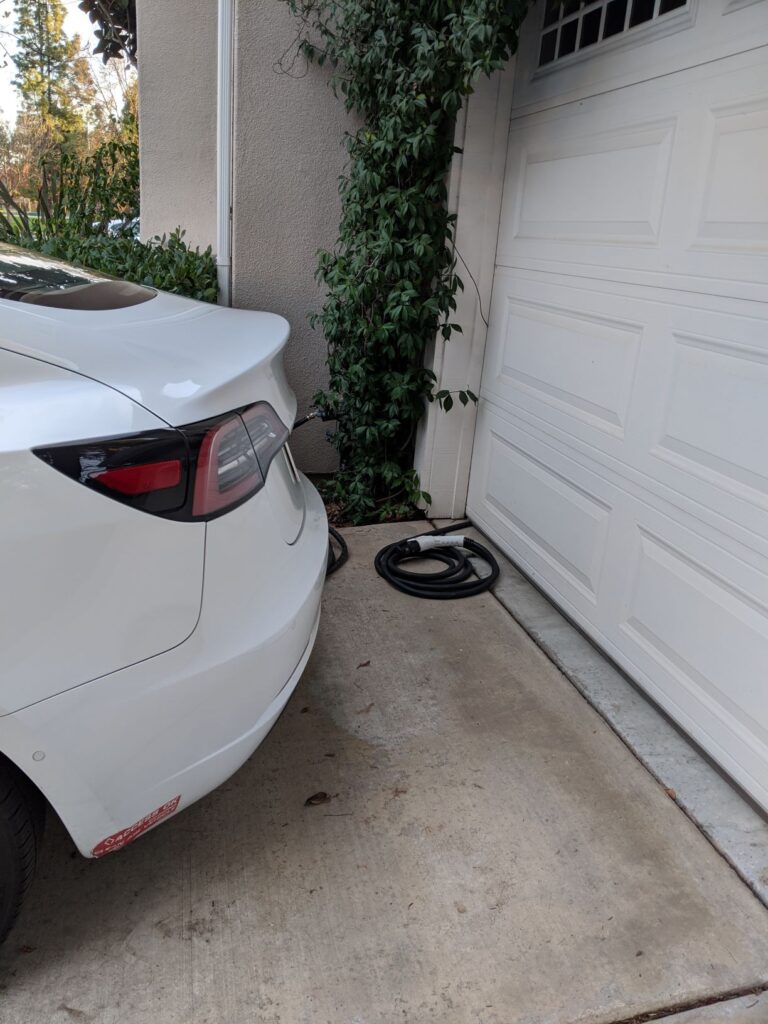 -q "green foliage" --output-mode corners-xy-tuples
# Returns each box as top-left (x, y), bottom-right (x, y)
(35, 231), (218, 303)
(78, 0), (137, 65)
(284, 0), (529, 523)
(2, 129), (139, 241)
(0, 134), (217, 303)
